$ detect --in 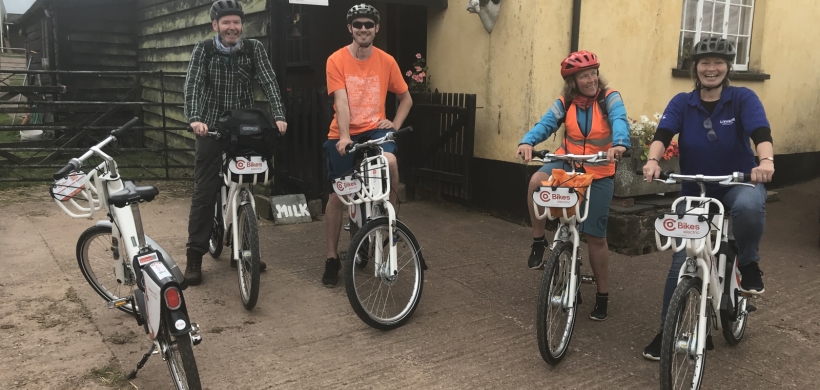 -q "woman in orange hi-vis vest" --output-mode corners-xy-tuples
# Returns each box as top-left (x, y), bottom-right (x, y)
(516, 50), (631, 321)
